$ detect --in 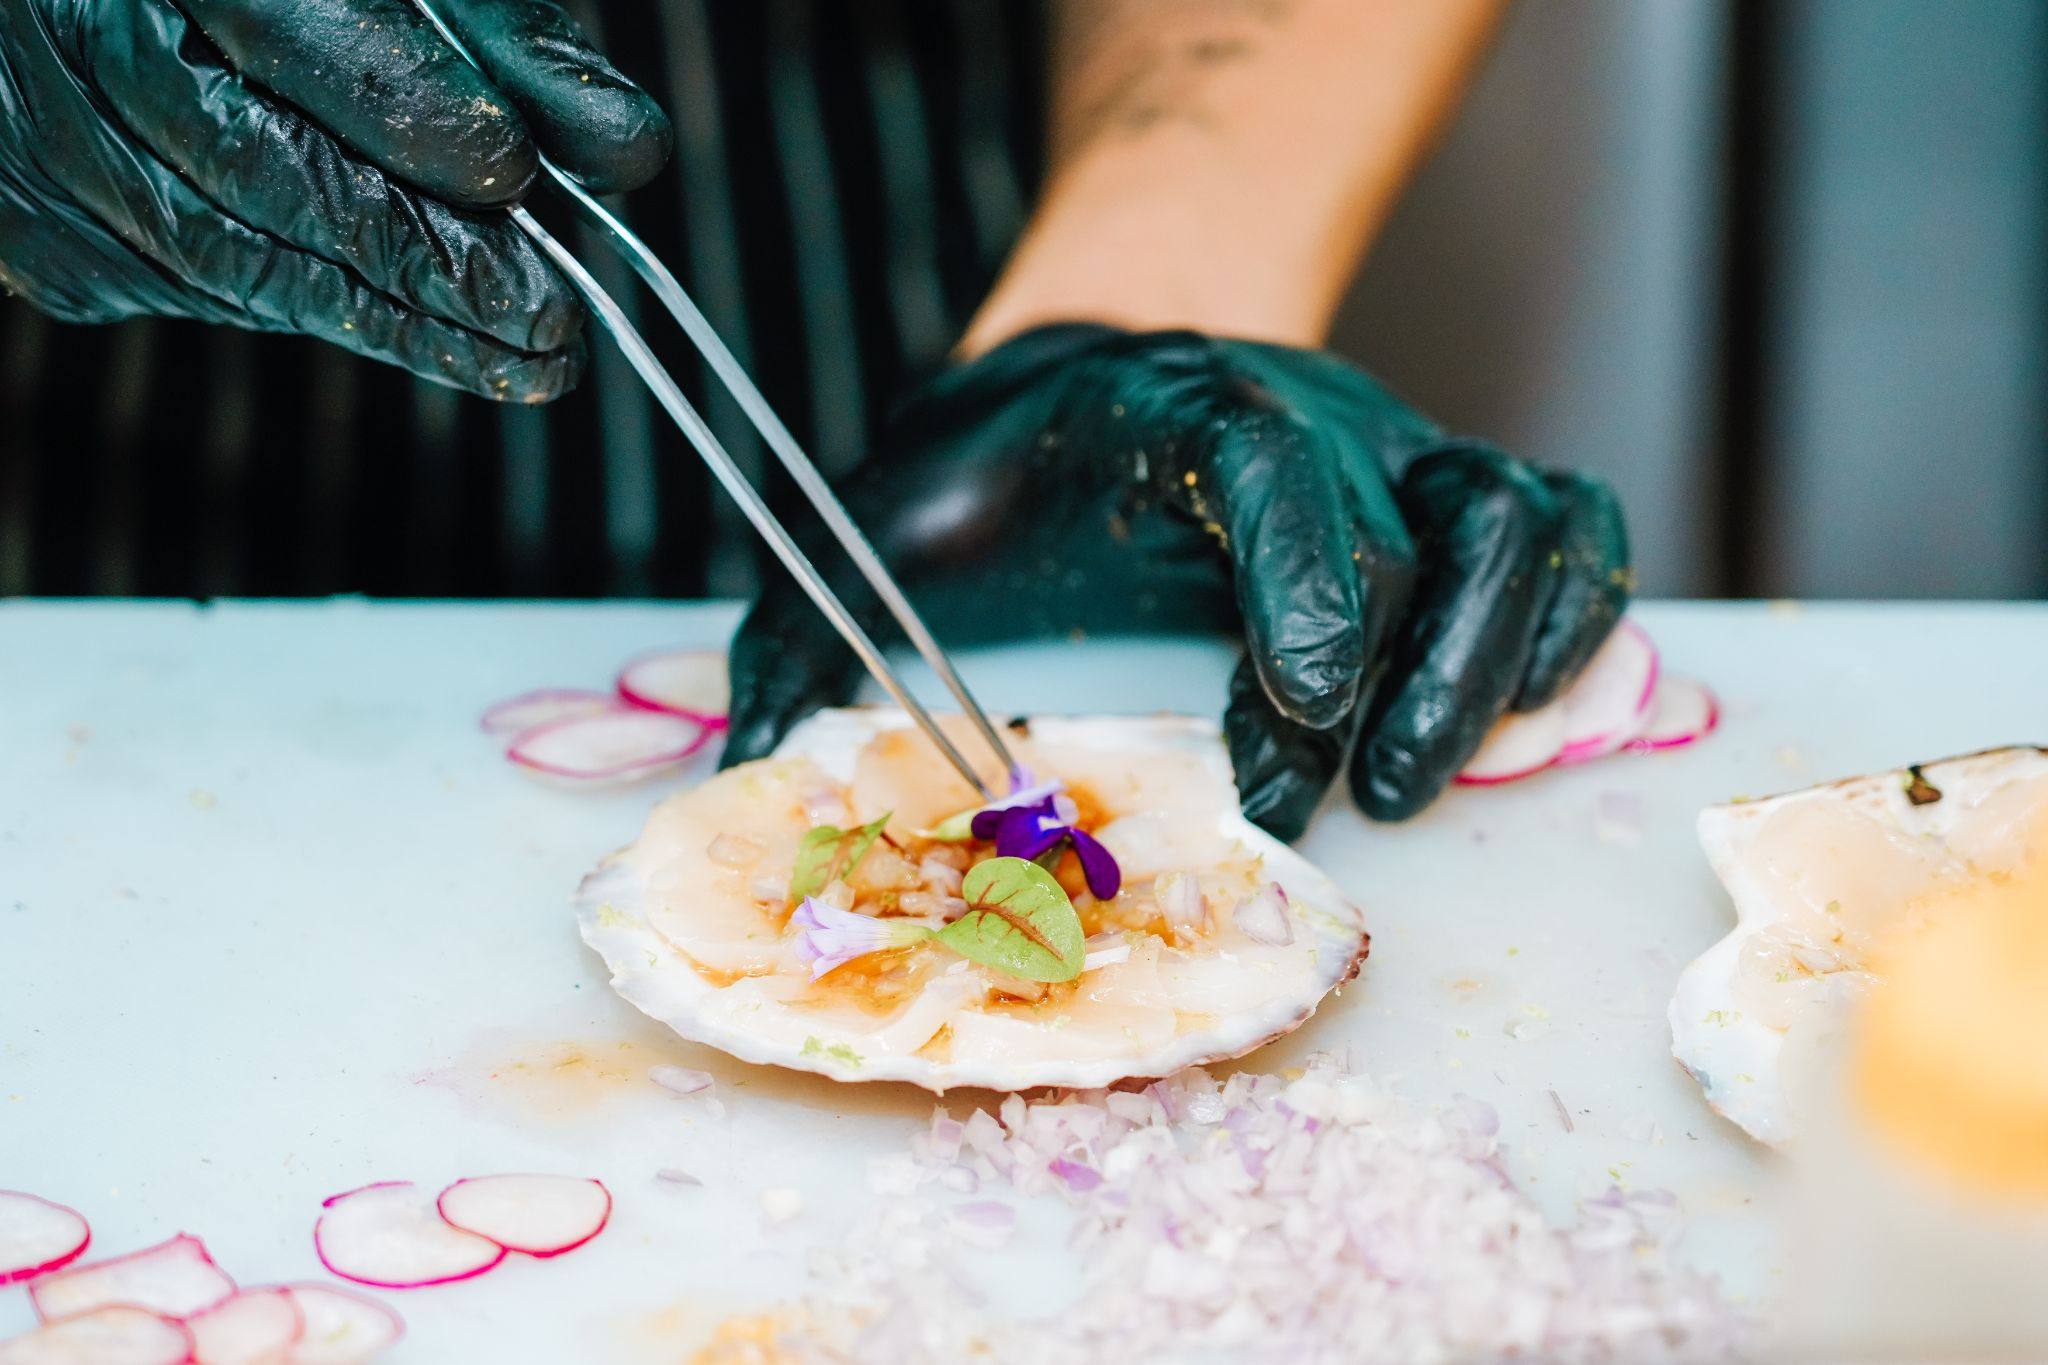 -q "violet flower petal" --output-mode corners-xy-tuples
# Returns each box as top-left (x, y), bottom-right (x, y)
(1067, 828), (1122, 900)
(993, 804), (1066, 861)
